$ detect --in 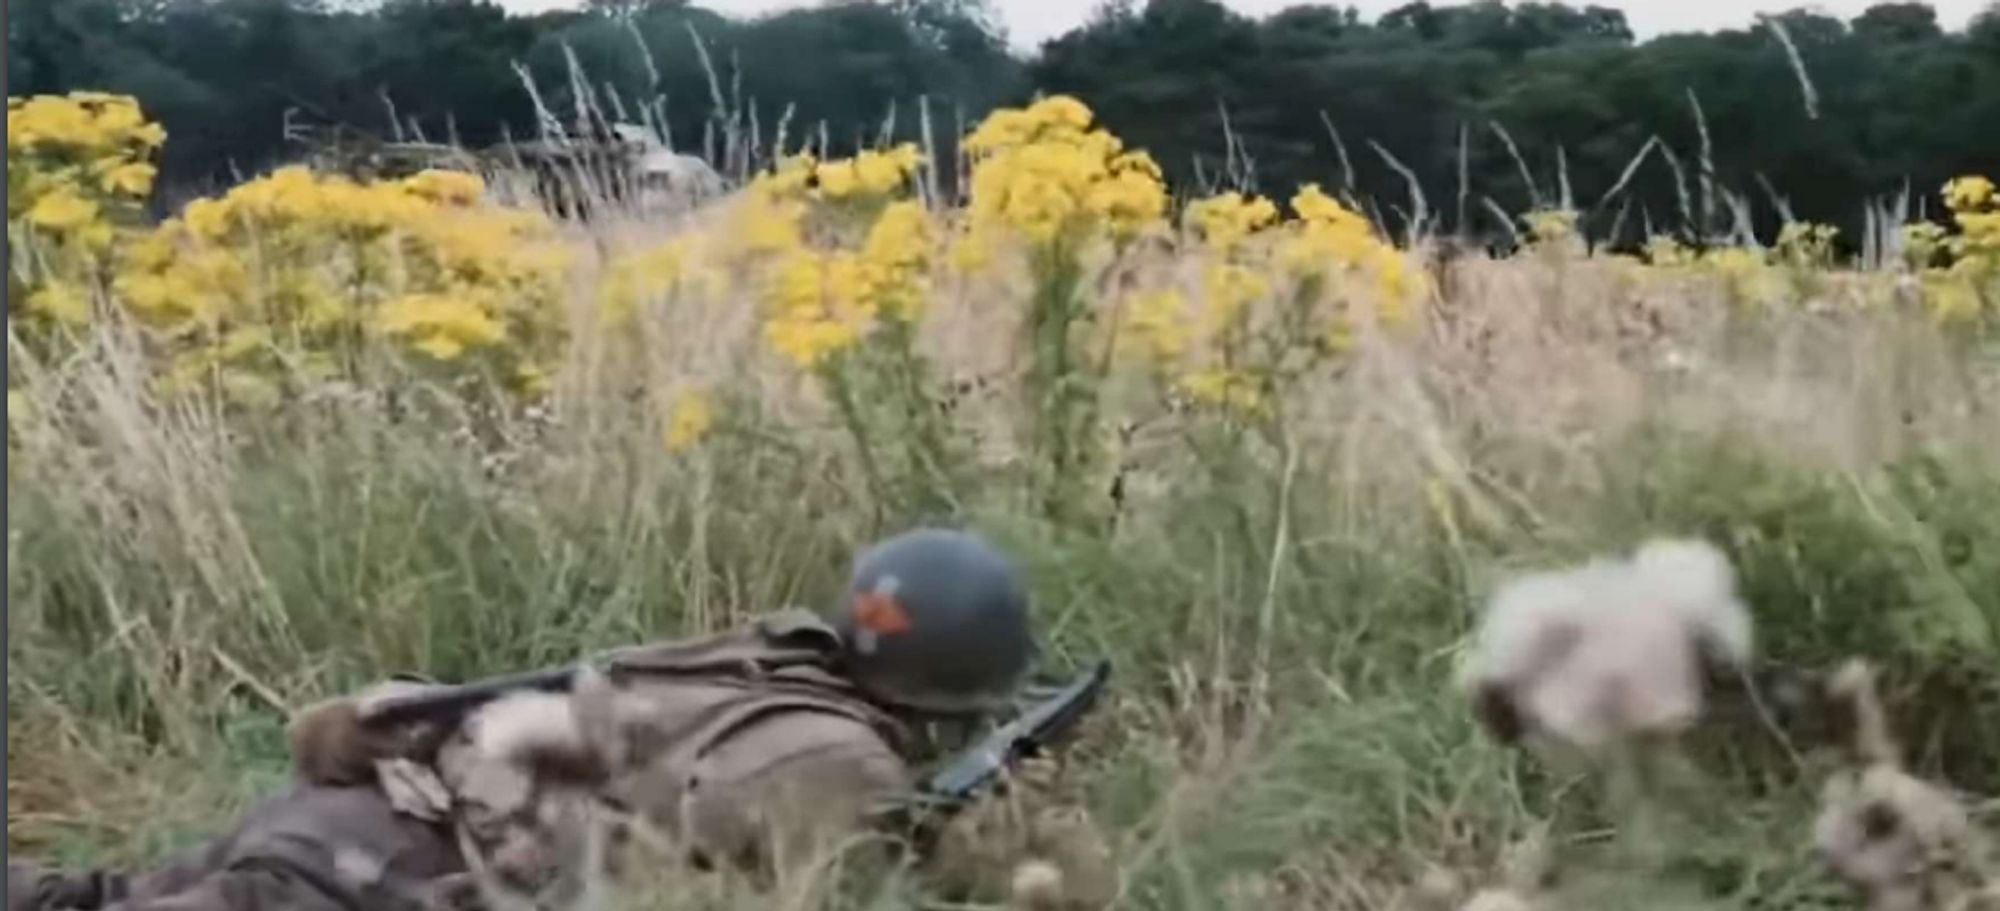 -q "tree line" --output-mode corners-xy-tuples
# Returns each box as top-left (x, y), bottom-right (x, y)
(10, 0), (2000, 248)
